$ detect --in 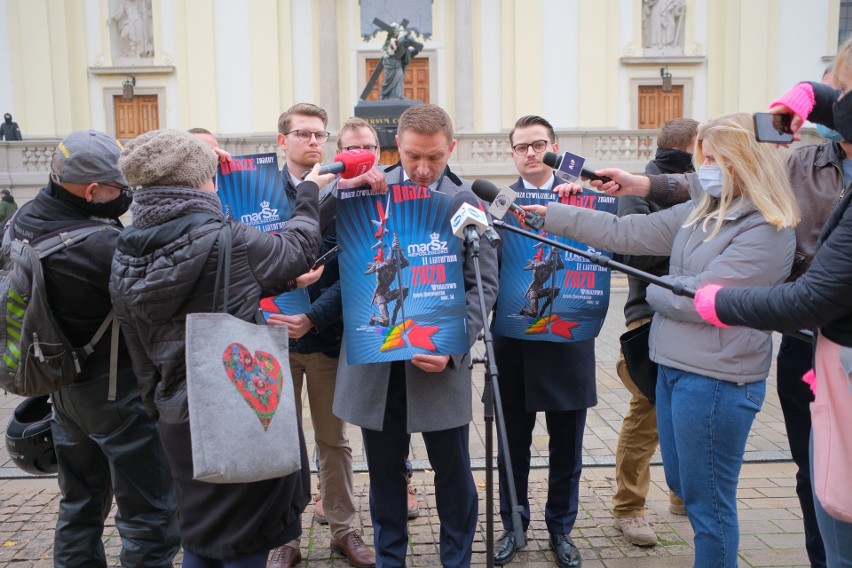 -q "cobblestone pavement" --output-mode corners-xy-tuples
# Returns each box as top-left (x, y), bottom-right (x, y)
(0, 278), (808, 567)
